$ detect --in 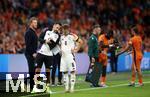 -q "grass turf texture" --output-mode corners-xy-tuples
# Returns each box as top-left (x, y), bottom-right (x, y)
(0, 71), (150, 97)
